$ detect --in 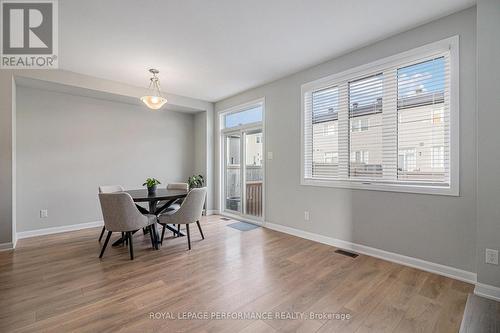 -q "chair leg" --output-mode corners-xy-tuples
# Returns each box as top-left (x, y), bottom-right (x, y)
(161, 224), (166, 245)
(128, 232), (134, 260)
(196, 221), (205, 240)
(177, 224), (181, 237)
(186, 224), (191, 250)
(151, 224), (159, 250)
(148, 225), (155, 248)
(98, 226), (106, 242)
(99, 231), (112, 258)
